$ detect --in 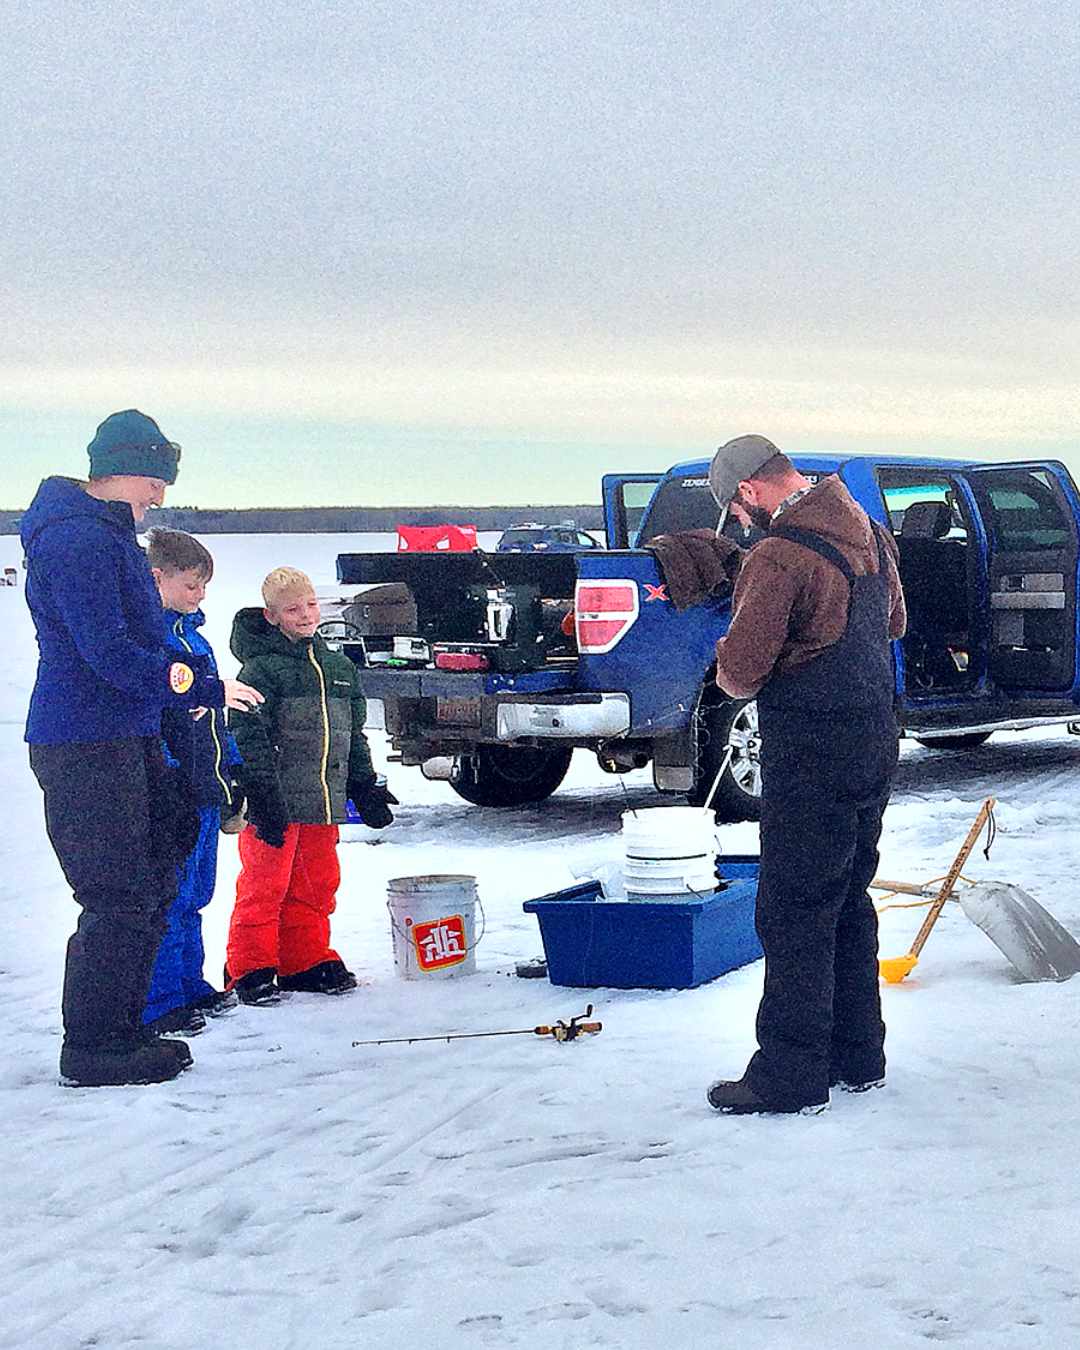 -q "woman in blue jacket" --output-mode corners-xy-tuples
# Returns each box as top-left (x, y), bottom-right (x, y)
(23, 410), (261, 1087)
